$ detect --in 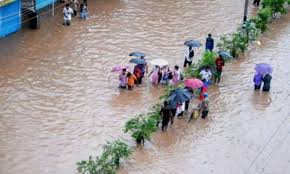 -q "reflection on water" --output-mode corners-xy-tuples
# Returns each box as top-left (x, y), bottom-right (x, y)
(1, 0), (290, 174)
